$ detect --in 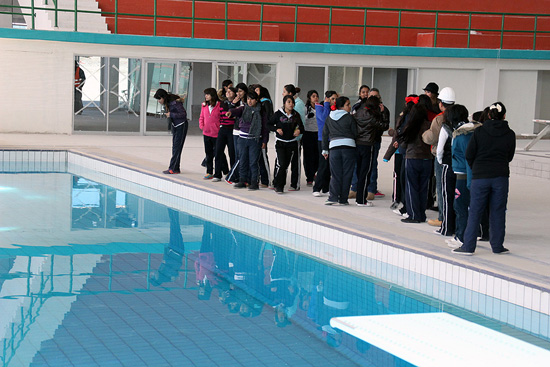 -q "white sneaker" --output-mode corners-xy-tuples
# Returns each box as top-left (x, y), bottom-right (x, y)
(312, 191), (323, 197)
(211, 177), (221, 182)
(446, 237), (463, 248)
(357, 201), (374, 207)
(393, 209), (408, 218)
